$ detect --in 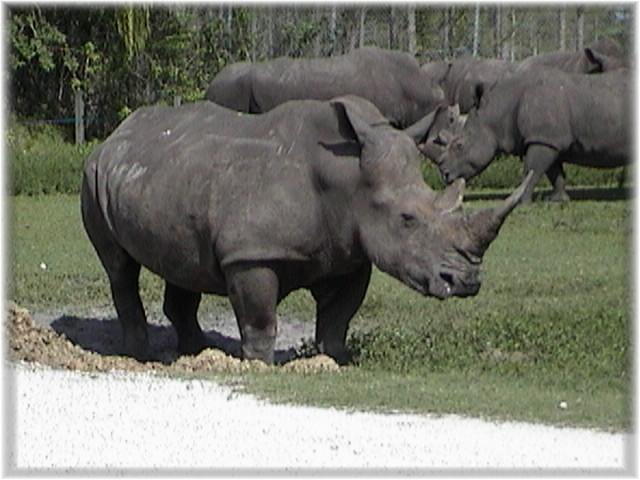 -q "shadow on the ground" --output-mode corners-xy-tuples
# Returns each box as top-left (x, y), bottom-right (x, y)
(465, 186), (632, 202)
(50, 315), (300, 364)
